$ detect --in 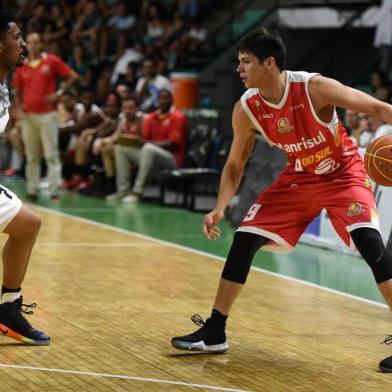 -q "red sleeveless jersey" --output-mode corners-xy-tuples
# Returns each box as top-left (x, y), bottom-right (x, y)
(241, 71), (365, 180)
